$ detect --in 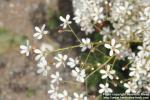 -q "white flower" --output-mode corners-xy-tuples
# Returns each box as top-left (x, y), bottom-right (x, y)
(34, 49), (46, 61)
(72, 67), (86, 83)
(20, 40), (31, 56)
(100, 26), (111, 41)
(67, 58), (79, 68)
(137, 45), (149, 57)
(73, 92), (87, 100)
(92, 7), (104, 23)
(80, 38), (92, 52)
(129, 65), (146, 78)
(51, 72), (62, 84)
(59, 14), (72, 29)
(72, 0), (104, 34)
(54, 54), (68, 68)
(33, 24), (48, 40)
(99, 83), (113, 93)
(73, 9), (81, 24)
(104, 38), (121, 56)
(58, 90), (72, 100)
(128, 53), (136, 60)
(100, 65), (115, 80)
(37, 59), (50, 76)
(48, 84), (59, 99)
(124, 82), (137, 93)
